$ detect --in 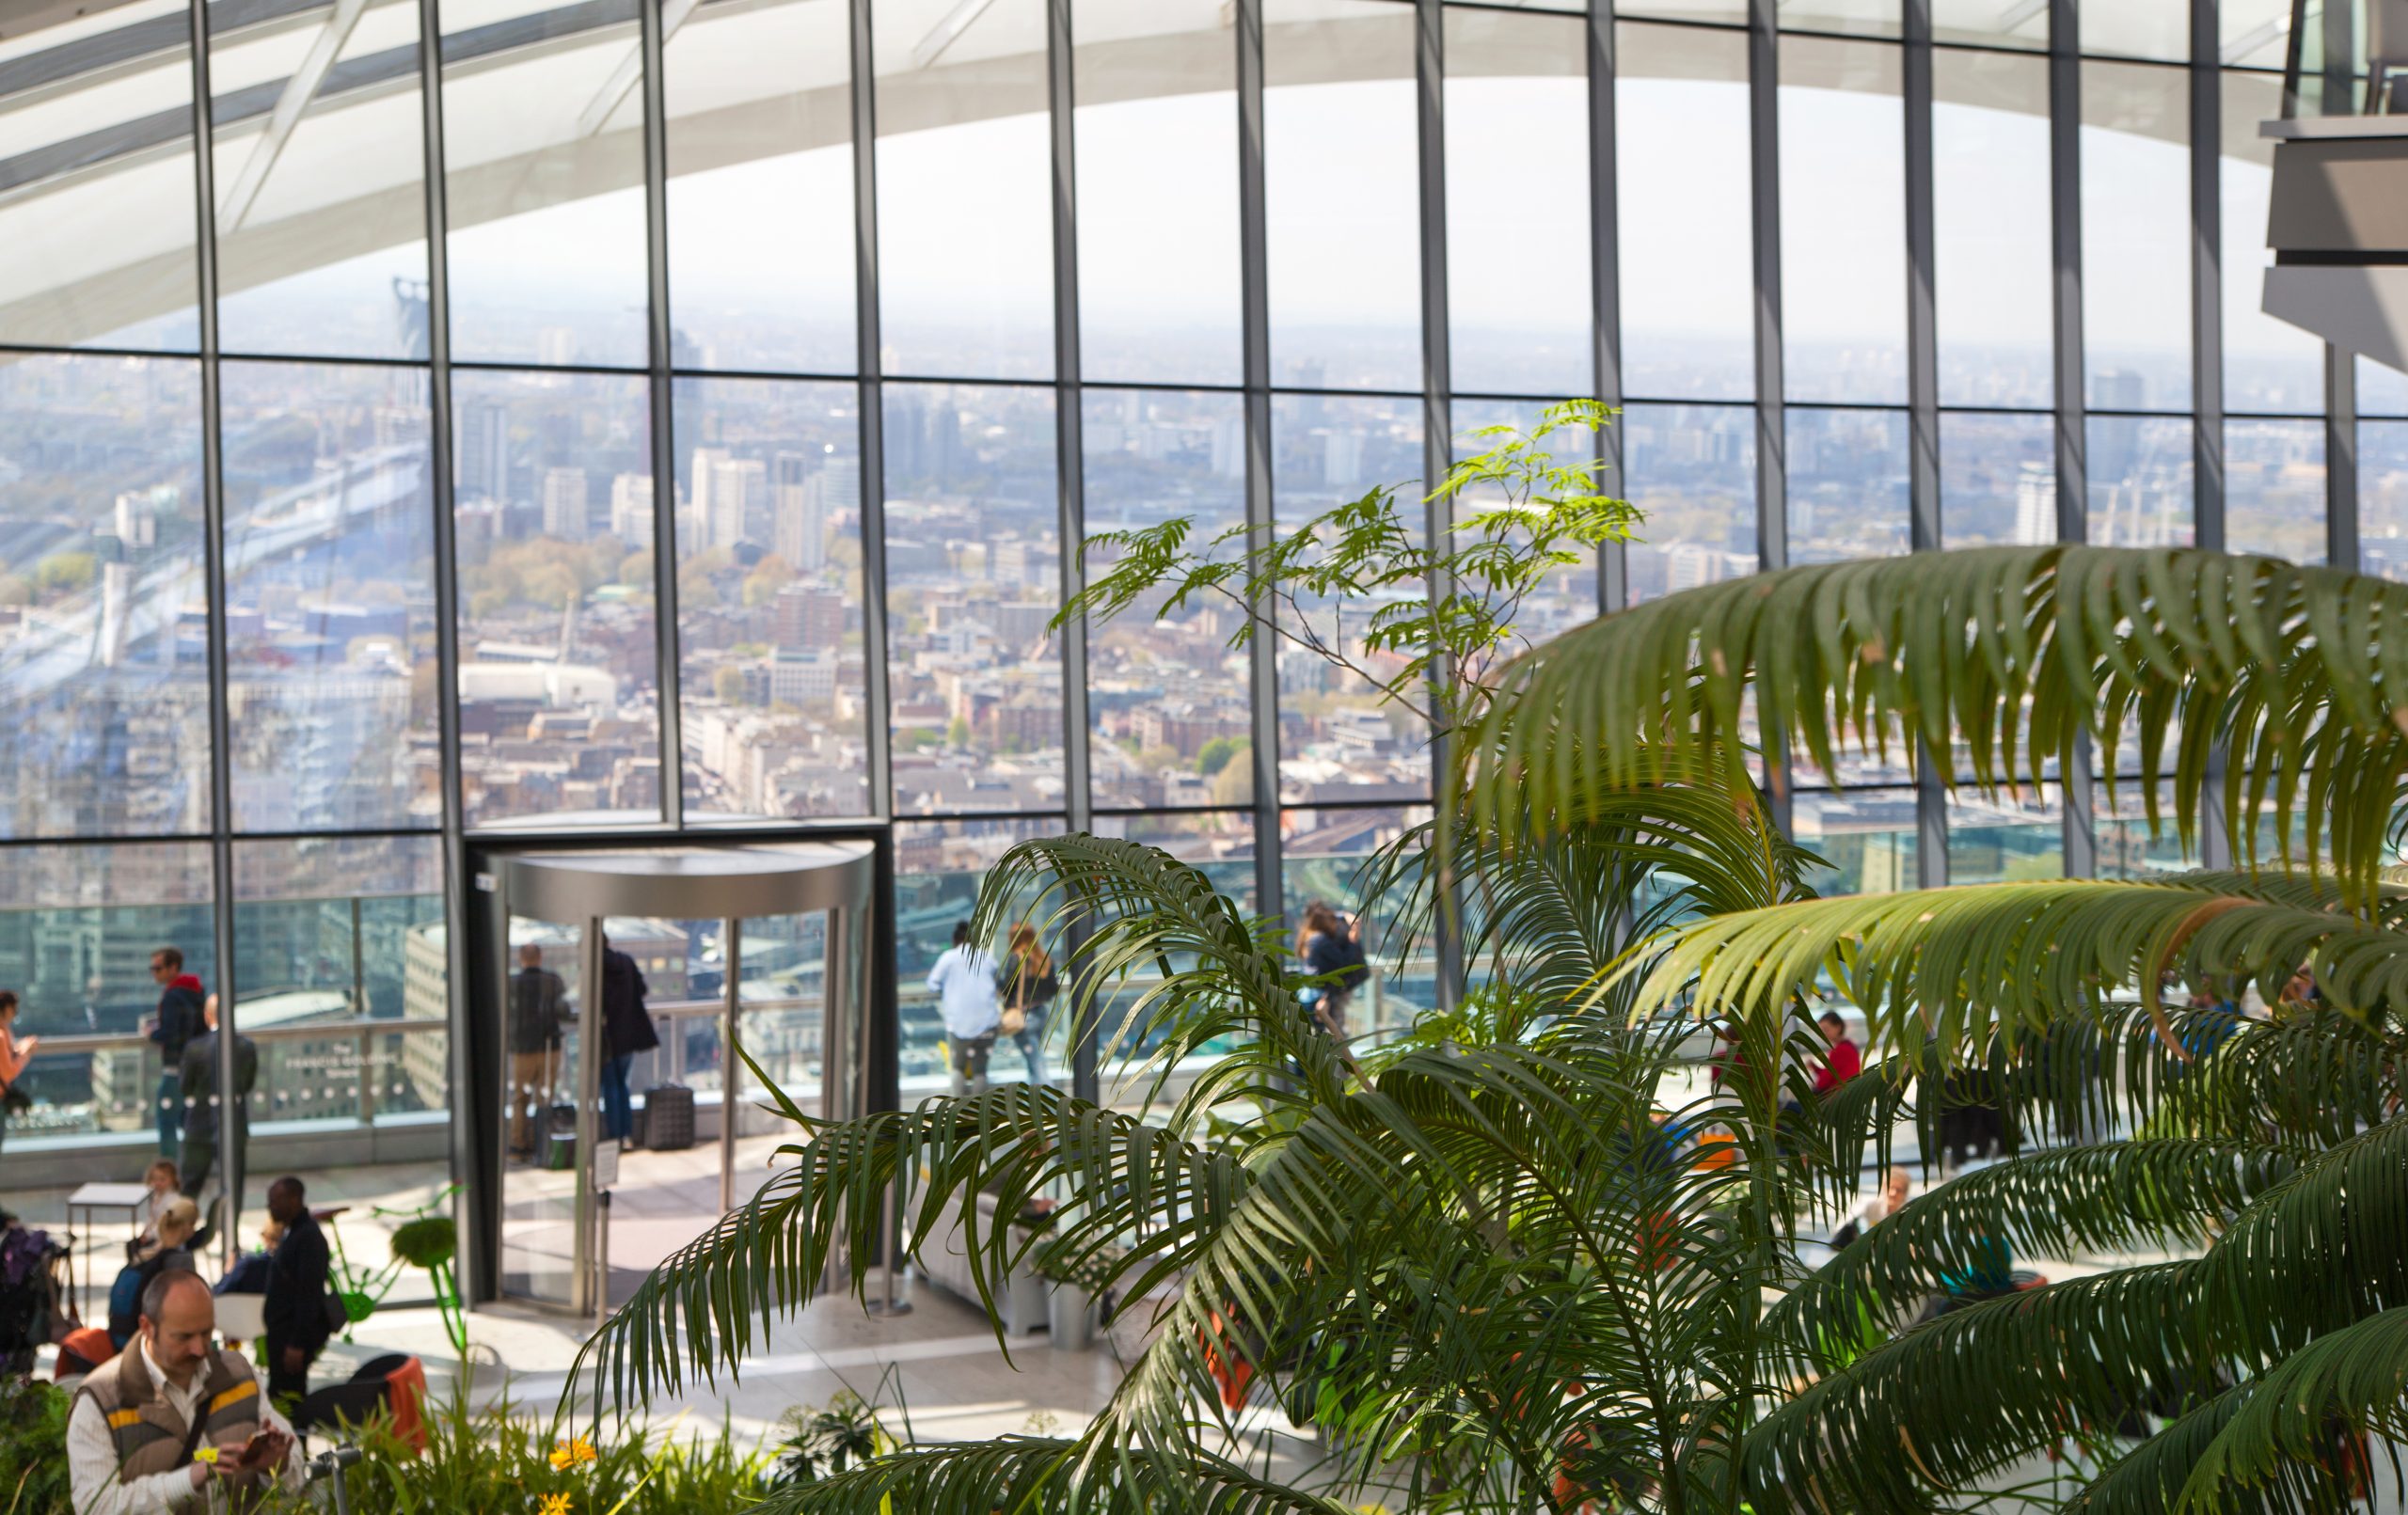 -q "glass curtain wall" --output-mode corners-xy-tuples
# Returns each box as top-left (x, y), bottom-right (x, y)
(0, 0), (2377, 1197)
